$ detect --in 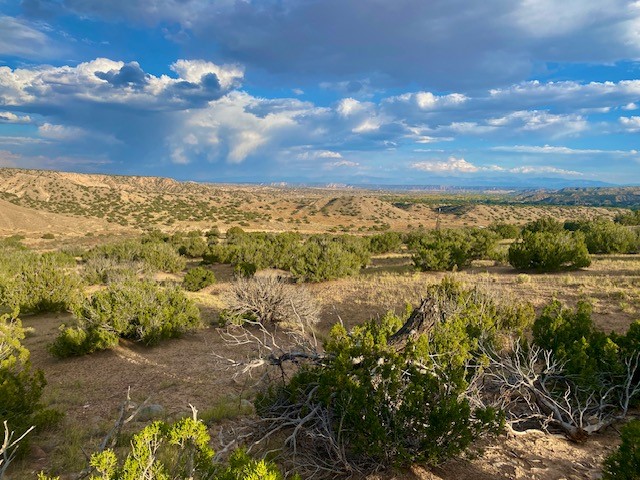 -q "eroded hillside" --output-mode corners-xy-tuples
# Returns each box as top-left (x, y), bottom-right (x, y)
(0, 168), (630, 238)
